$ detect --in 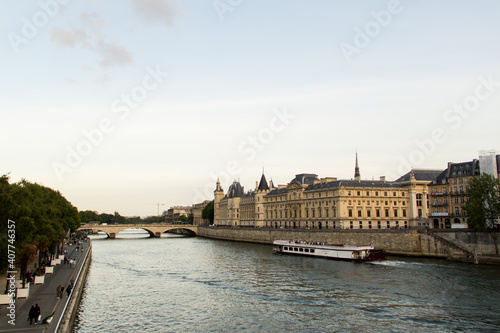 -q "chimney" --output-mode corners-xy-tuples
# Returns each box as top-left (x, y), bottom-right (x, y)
(380, 176), (386, 183)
